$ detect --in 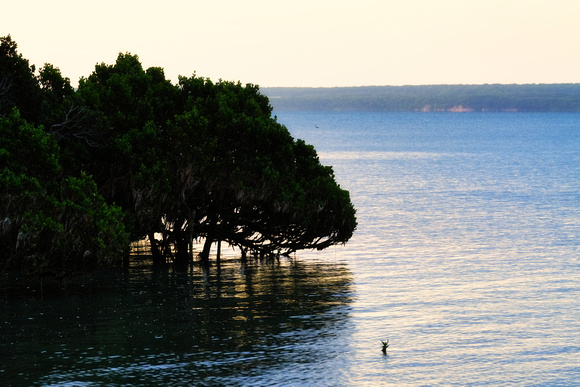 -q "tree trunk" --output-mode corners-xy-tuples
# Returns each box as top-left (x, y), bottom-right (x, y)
(216, 240), (221, 265)
(173, 236), (191, 269)
(240, 247), (247, 264)
(199, 235), (213, 266)
(172, 218), (191, 269)
(149, 232), (164, 265)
